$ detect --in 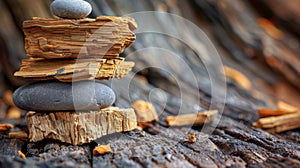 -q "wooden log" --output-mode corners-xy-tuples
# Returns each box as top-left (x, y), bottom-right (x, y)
(26, 107), (137, 145)
(14, 58), (134, 82)
(23, 16), (137, 59)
